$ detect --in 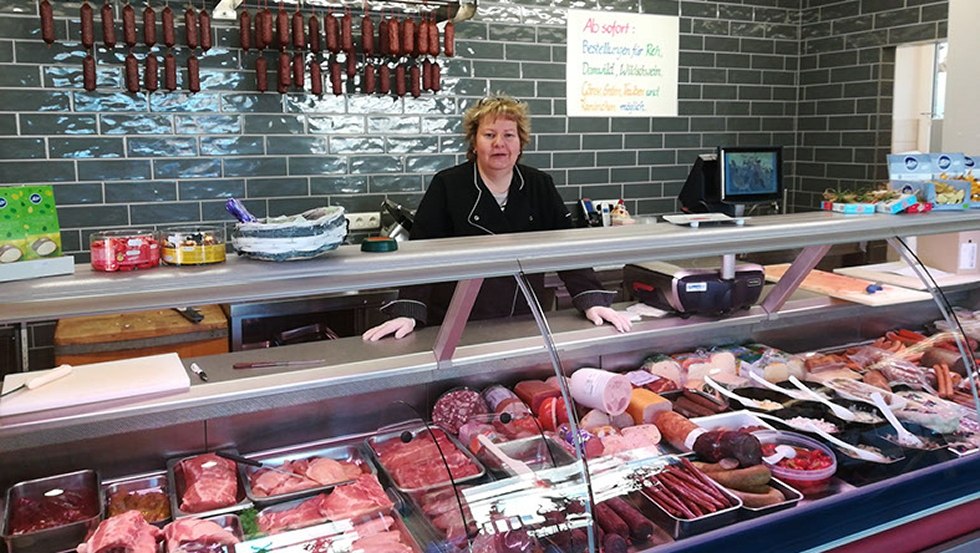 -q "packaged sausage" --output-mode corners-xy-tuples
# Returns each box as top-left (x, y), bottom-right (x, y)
(513, 379), (560, 414)
(480, 384), (524, 415)
(569, 368), (632, 416)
